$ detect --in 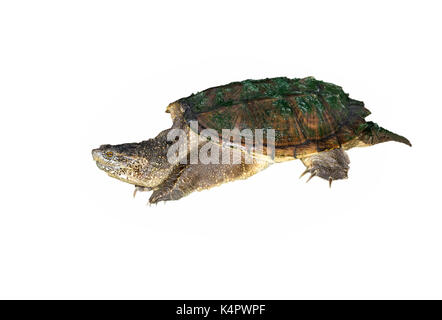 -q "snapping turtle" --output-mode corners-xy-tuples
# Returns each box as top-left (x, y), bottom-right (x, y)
(92, 77), (411, 203)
